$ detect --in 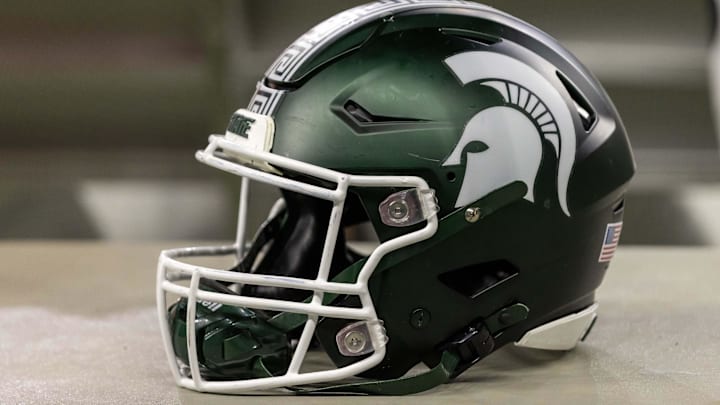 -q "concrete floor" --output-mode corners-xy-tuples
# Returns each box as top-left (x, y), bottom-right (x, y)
(0, 242), (718, 404)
